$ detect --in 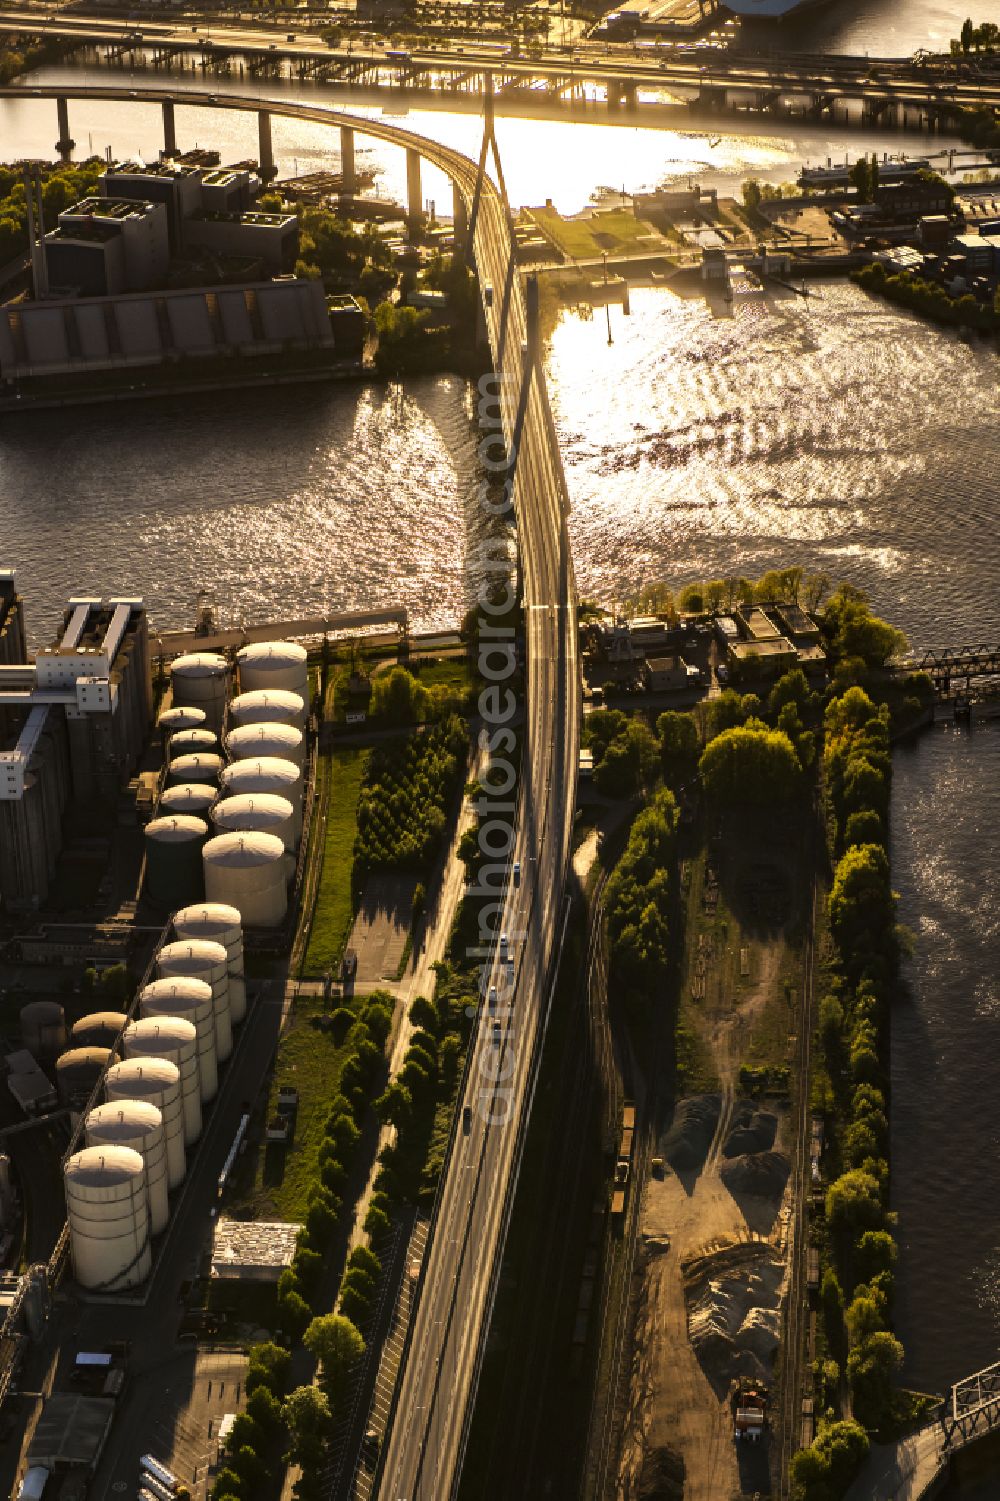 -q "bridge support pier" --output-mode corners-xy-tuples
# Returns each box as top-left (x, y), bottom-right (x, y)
(452, 181), (468, 248)
(340, 125), (356, 191)
(258, 110), (276, 182)
(406, 147), (422, 223)
(162, 99), (177, 158)
(55, 95), (75, 162)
